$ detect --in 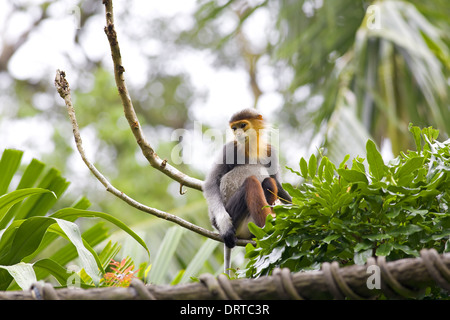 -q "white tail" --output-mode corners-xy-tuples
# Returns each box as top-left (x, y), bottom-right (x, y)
(224, 244), (232, 275)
